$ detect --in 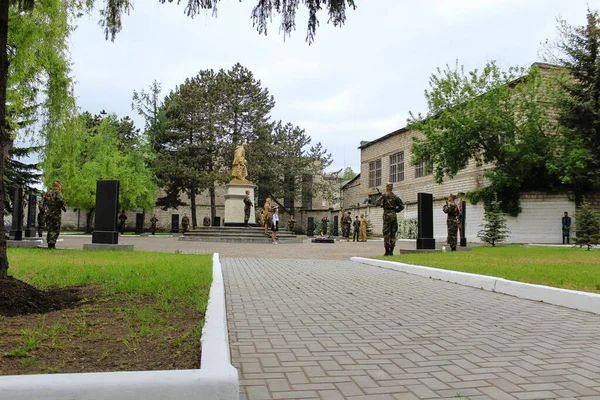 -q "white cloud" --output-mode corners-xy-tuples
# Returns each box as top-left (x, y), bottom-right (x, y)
(65, 0), (593, 175)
